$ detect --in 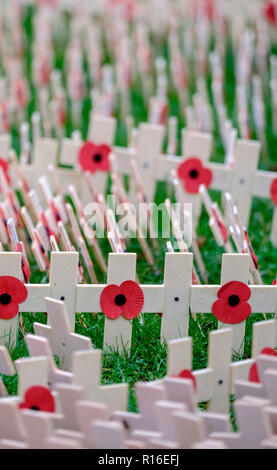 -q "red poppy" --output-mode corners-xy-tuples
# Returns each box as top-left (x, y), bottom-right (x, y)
(0, 158), (11, 185)
(270, 178), (277, 205)
(212, 281), (251, 324)
(264, 2), (277, 26)
(177, 157), (212, 194)
(249, 347), (277, 383)
(273, 279), (277, 285)
(0, 276), (28, 320)
(172, 369), (197, 393)
(78, 142), (111, 174)
(100, 280), (144, 320)
(19, 386), (55, 412)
